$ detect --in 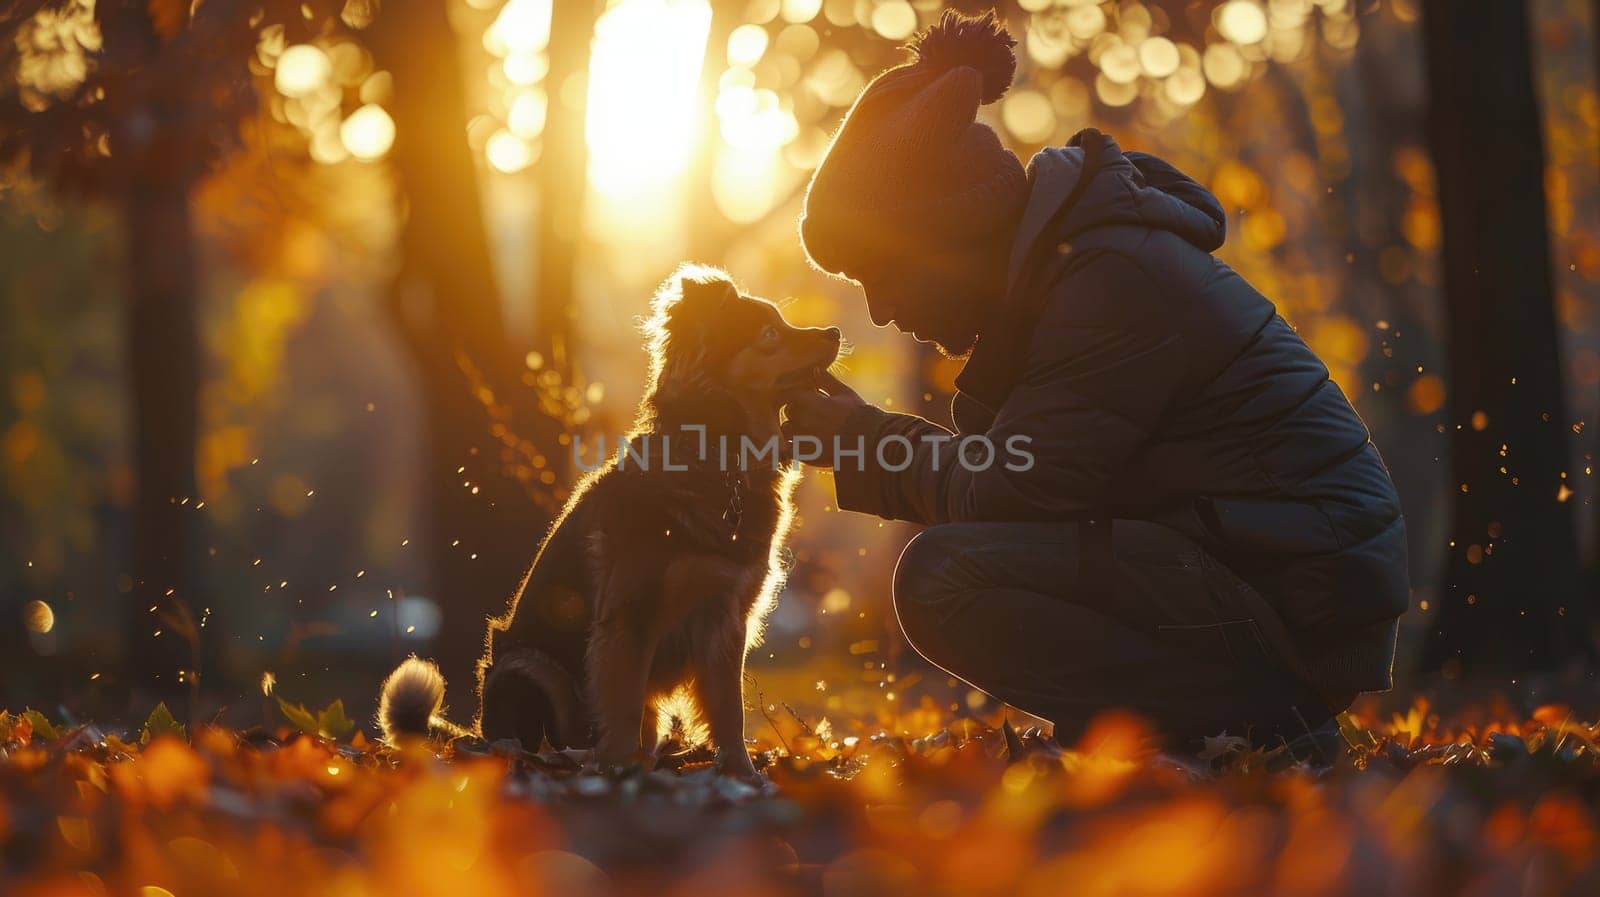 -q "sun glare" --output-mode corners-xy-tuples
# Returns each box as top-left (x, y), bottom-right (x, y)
(584, 0), (711, 200)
